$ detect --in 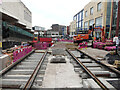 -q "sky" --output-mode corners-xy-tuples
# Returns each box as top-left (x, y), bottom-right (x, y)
(21, 0), (91, 30)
